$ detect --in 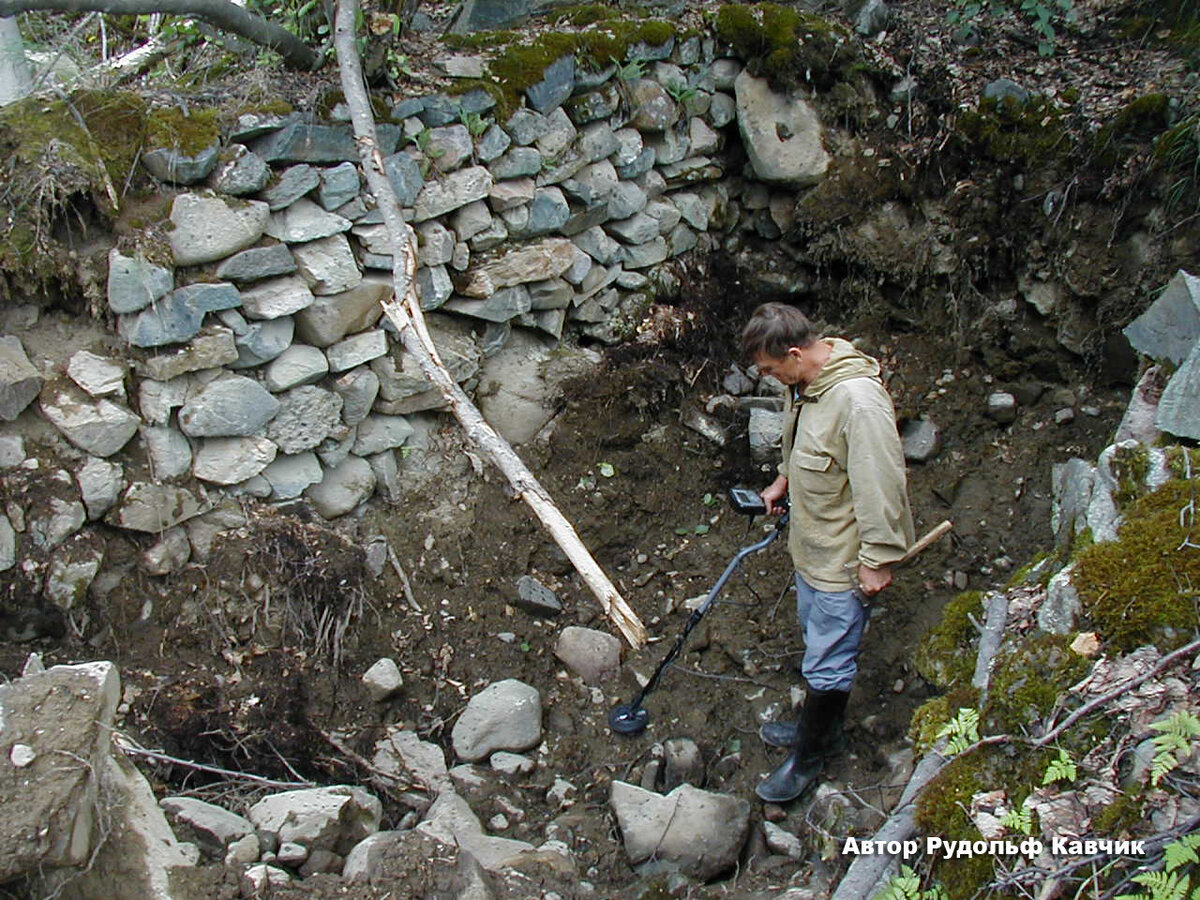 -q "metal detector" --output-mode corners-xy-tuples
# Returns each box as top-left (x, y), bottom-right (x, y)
(608, 490), (789, 736)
